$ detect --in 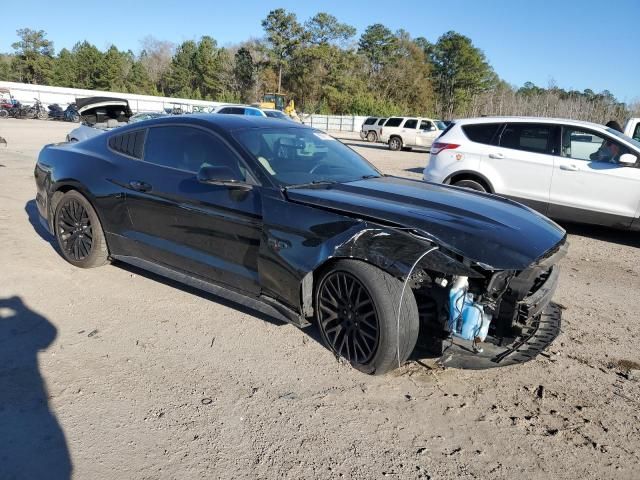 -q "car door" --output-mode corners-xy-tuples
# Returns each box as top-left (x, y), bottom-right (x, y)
(548, 127), (640, 227)
(484, 122), (559, 214)
(416, 120), (439, 148)
(401, 118), (419, 146)
(123, 124), (263, 294)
